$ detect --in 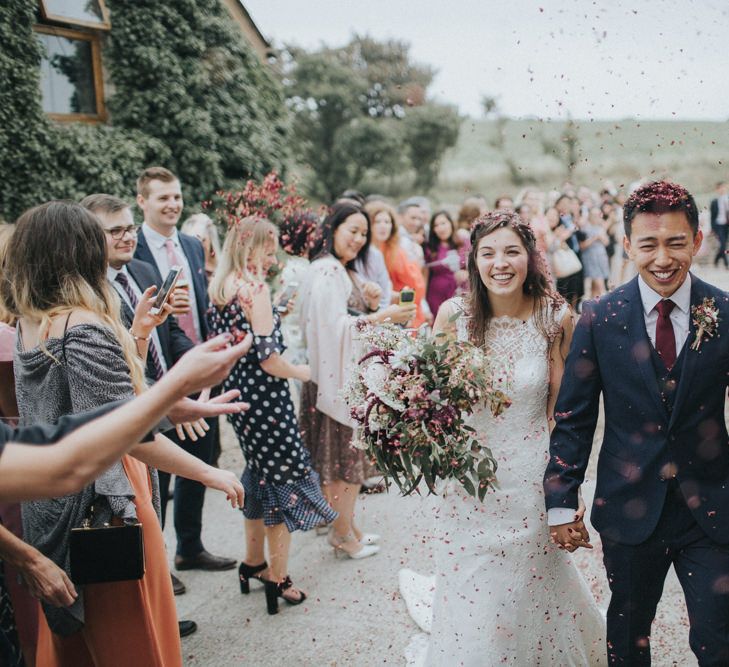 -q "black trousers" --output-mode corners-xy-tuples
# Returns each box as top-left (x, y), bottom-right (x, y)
(602, 480), (729, 666)
(714, 224), (728, 267)
(159, 417), (217, 558)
